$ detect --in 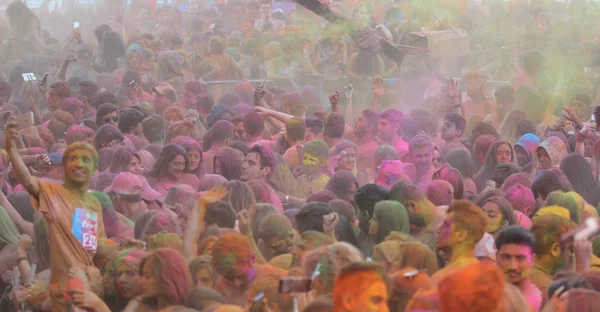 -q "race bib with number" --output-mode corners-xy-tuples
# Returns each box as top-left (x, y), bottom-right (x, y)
(72, 208), (98, 252)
